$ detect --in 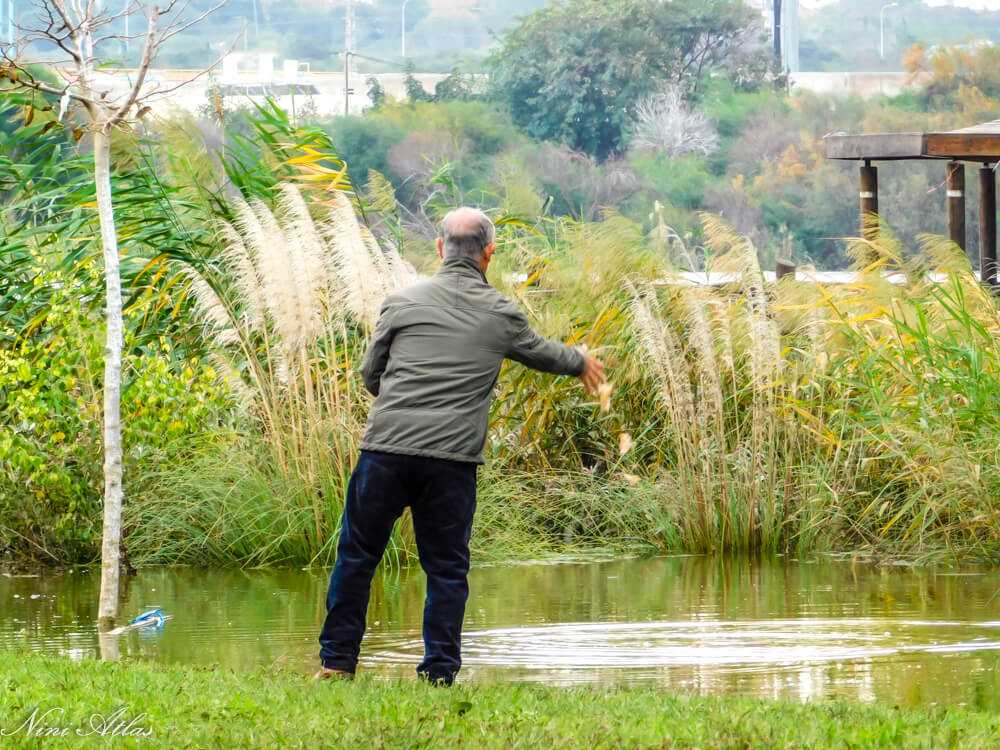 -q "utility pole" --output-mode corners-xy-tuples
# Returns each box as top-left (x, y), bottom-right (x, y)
(401, 0), (410, 58)
(123, 0), (130, 54)
(880, 3), (899, 61)
(2, 0), (13, 45)
(771, 0), (799, 74)
(344, 50), (351, 117)
(773, 0), (782, 69)
(344, 0), (356, 116)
